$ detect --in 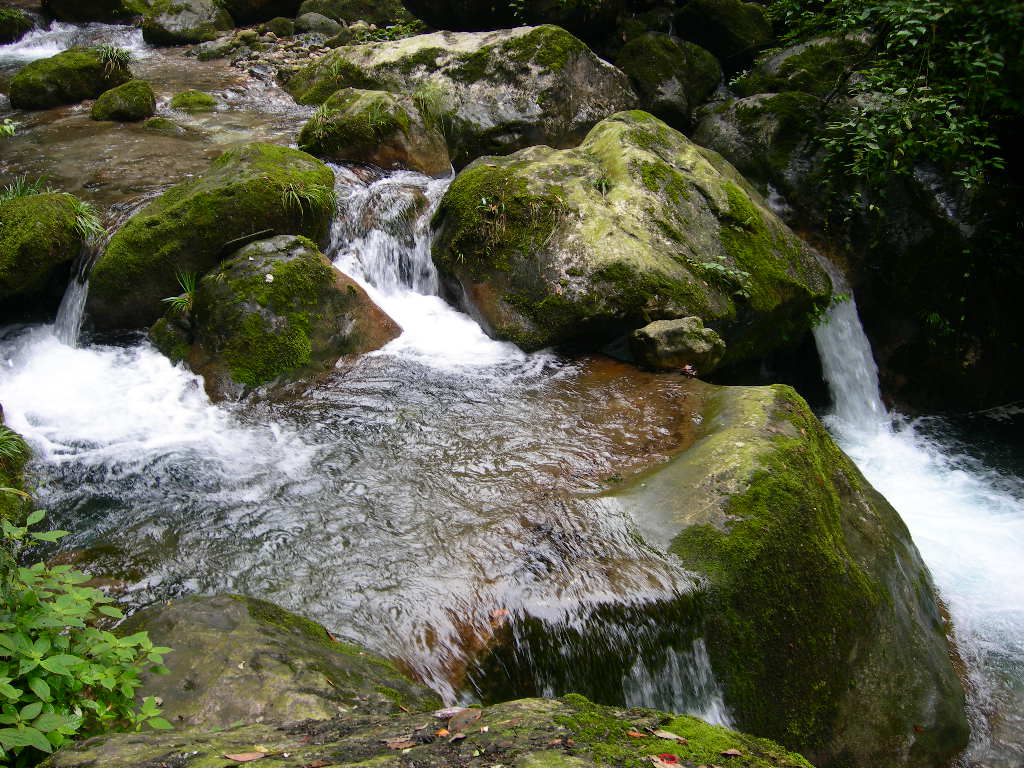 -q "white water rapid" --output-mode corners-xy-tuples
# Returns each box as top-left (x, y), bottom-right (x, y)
(813, 269), (1024, 767)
